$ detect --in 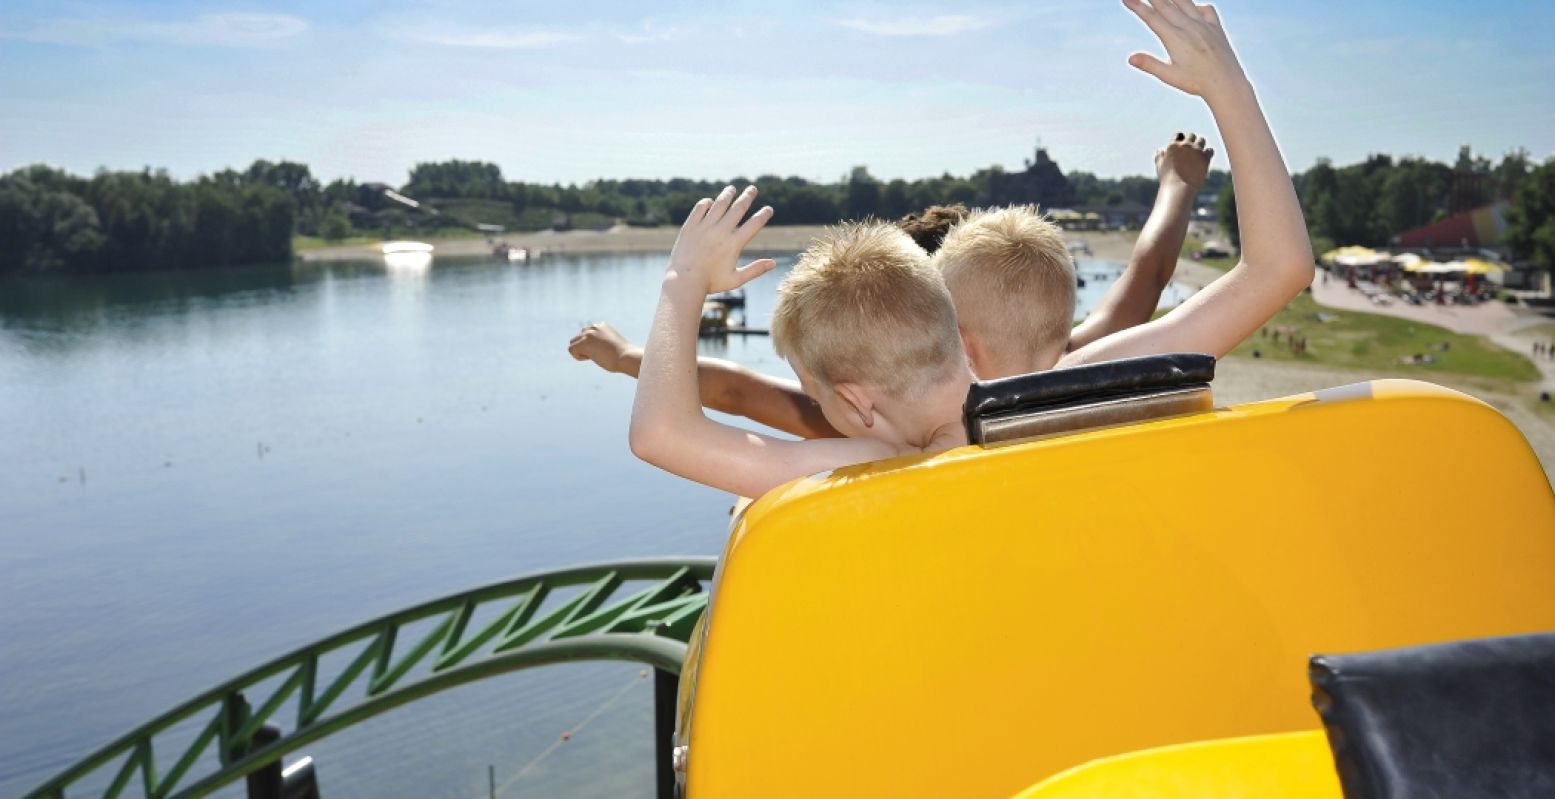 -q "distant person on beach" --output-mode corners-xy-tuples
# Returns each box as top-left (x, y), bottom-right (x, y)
(570, 135), (1214, 438)
(608, 0), (1313, 499)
